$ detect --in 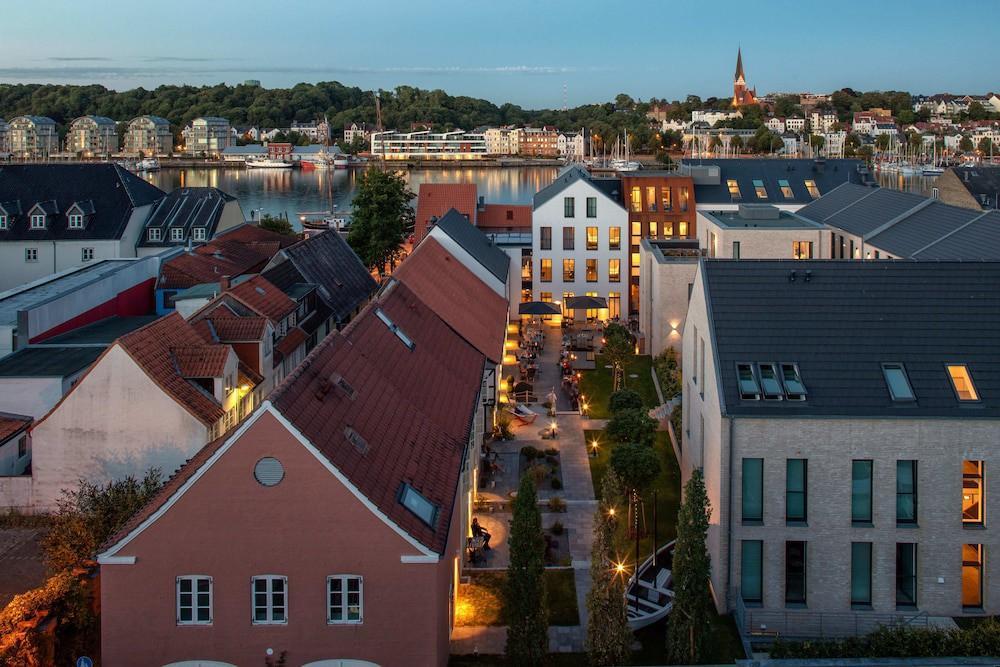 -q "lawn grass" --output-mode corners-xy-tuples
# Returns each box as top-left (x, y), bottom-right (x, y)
(579, 354), (658, 419)
(586, 430), (681, 561)
(630, 609), (746, 665)
(456, 569), (579, 627)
